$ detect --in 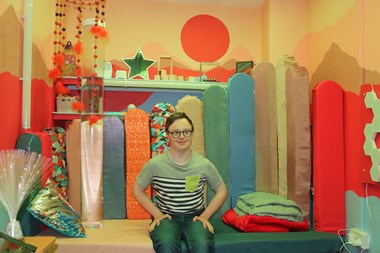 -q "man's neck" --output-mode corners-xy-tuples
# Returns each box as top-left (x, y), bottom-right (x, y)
(168, 149), (192, 166)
